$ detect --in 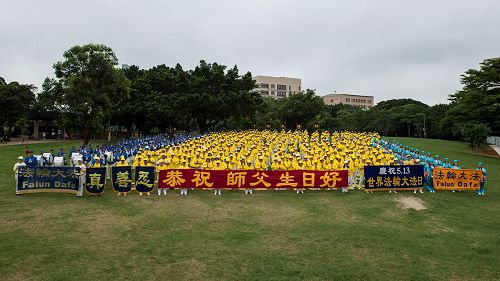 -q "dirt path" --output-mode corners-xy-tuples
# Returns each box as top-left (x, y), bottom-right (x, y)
(394, 196), (427, 211)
